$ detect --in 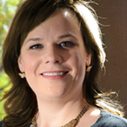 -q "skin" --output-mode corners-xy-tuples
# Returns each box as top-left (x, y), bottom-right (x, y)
(18, 9), (100, 127)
